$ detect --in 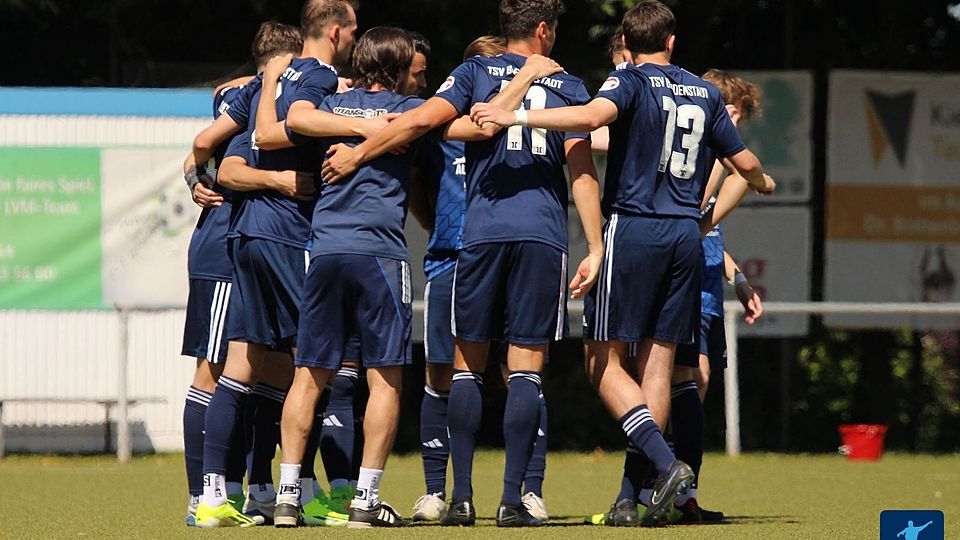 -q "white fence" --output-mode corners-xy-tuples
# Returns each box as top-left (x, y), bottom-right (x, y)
(3, 302), (959, 462)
